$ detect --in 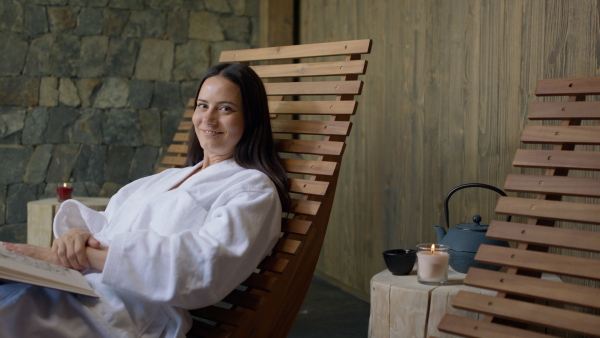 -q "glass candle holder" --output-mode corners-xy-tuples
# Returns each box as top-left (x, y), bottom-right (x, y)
(416, 243), (450, 285)
(56, 183), (73, 202)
